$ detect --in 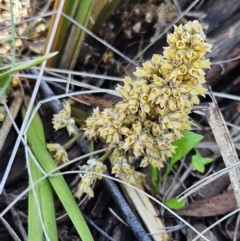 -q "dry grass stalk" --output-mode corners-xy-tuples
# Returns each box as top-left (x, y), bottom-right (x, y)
(0, 91), (23, 150)
(204, 93), (240, 208)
